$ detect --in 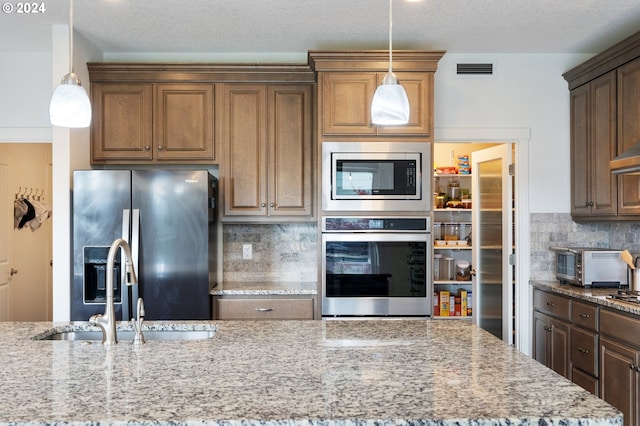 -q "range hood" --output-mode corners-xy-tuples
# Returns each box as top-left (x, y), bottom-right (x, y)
(610, 141), (640, 175)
